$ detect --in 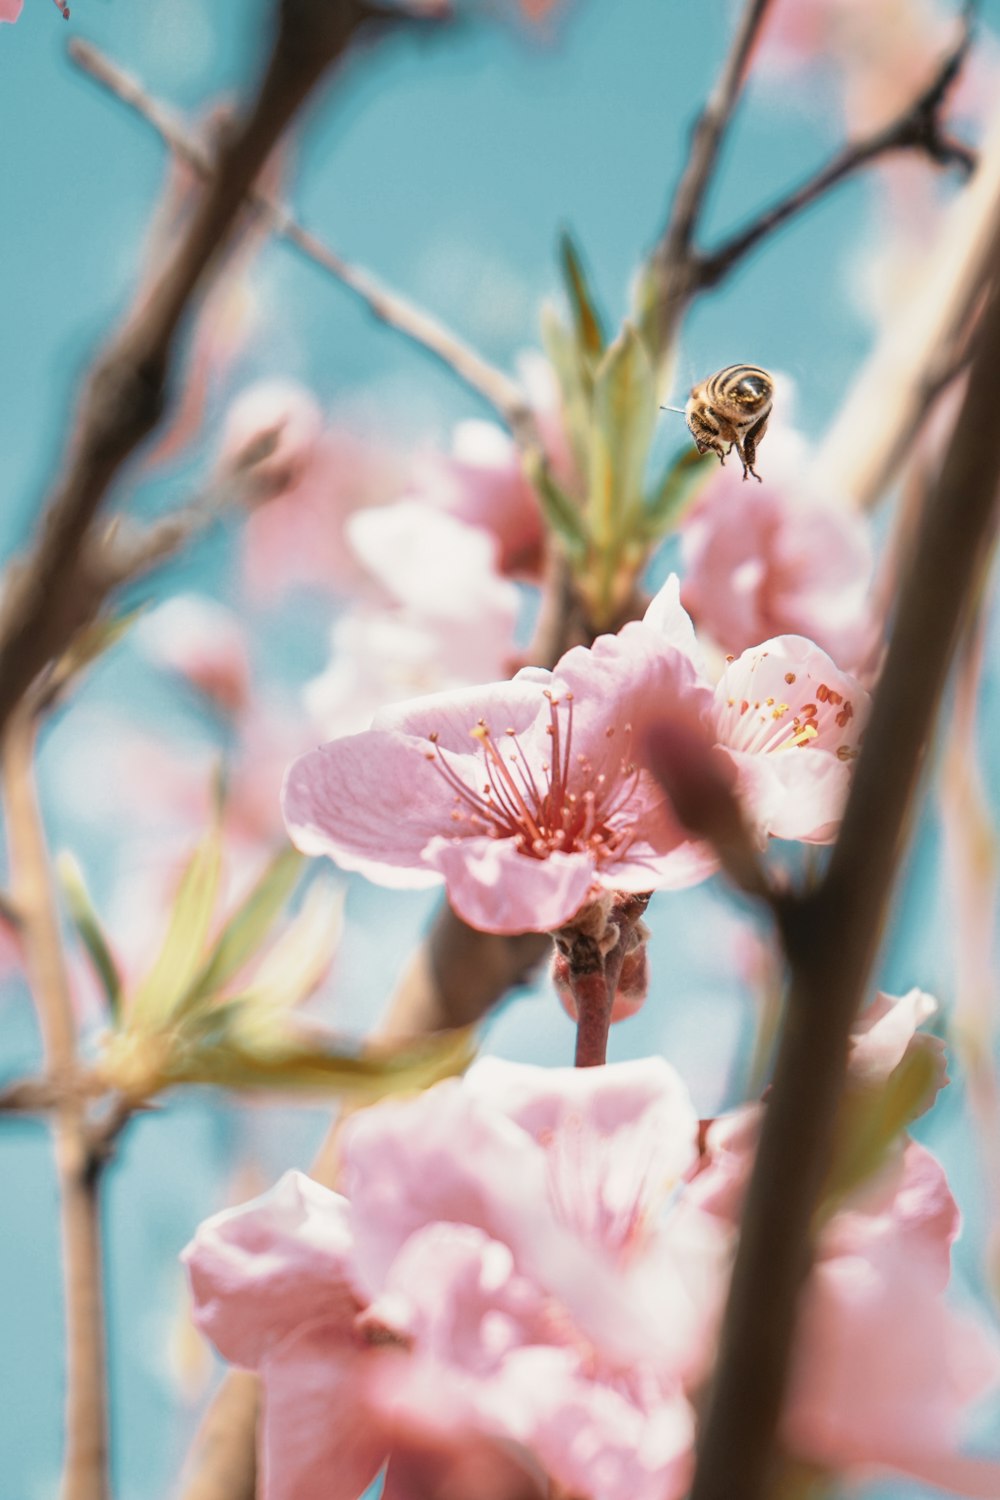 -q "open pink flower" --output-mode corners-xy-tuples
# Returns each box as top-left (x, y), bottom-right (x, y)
(685, 990), (1000, 1494)
(184, 1058), (724, 1500)
(641, 580), (870, 845)
(680, 446), (875, 672)
(284, 610), (716, 933)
